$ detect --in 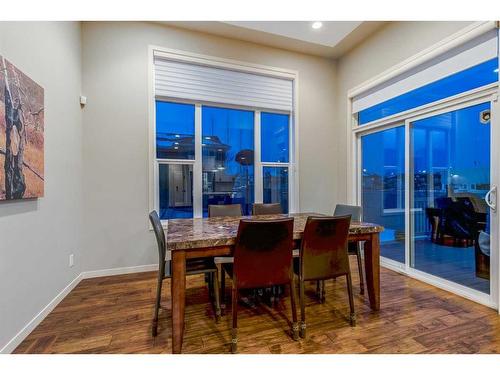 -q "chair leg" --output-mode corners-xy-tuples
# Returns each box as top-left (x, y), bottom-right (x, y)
(356, 246), (365, 295)
(231, 285), (238, 353)
(220, 267), (226, 313)
(346, 273), (356, 327)
(152, 276), (163, 337)
(207, 272), (214, 298)
(289, 278), (299, 341)
(213, 270), (221, 323)
(321, 280), (326, 303)
(299, 278), (306, 339)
